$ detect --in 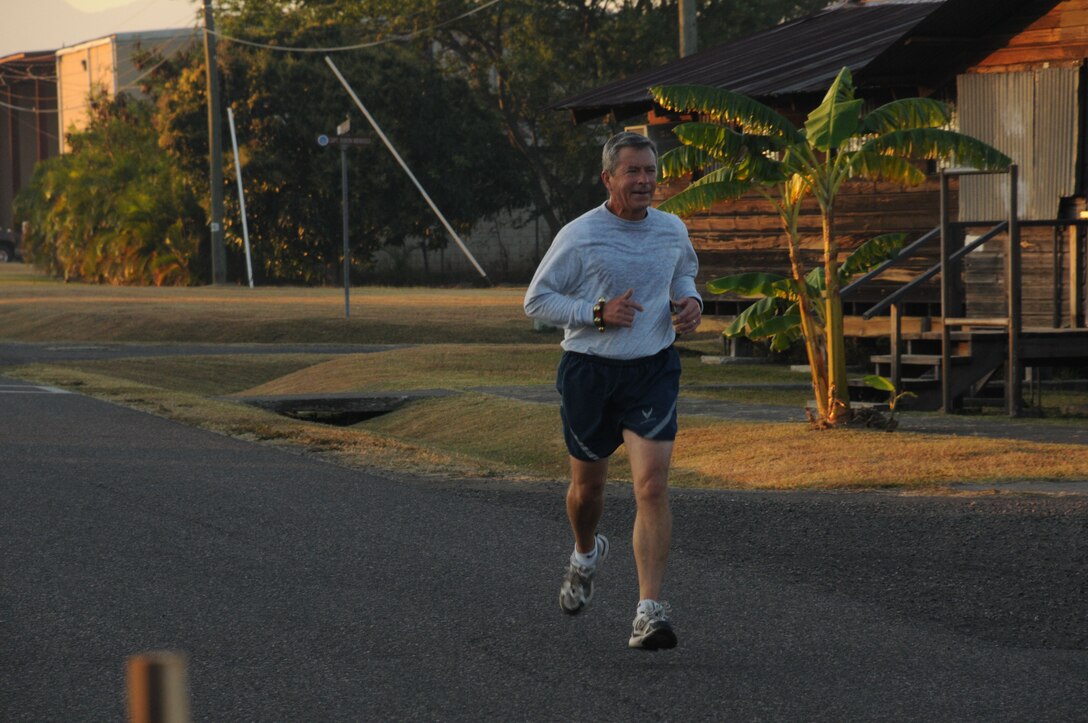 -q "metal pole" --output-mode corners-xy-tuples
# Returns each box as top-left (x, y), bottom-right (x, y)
(226, 107), (253, 288)
(203, 0), (226, 284)
(342, 142), (350, 319)
(939, 170), (952, 413)
(1007, 165), (1021, 417)
(324, 56), (490, 283)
